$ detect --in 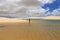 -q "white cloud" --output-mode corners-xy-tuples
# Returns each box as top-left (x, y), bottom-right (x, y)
(0, 0), (56, 18)
(45, 8), (60, 16)
(38, 0), (55, 4)
(51, 8), (60, 16)
(0, 0), (21, 4)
